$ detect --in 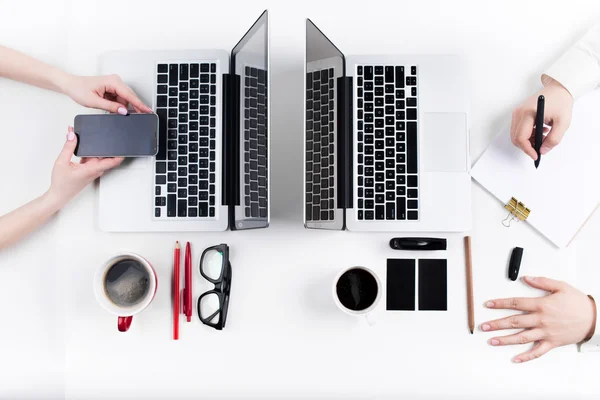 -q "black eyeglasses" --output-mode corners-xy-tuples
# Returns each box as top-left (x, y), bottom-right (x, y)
(197, 244), (231, 330)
